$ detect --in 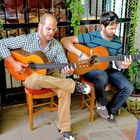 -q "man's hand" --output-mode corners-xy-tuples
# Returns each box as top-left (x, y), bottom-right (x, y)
(116, 55), (132, 69)
(78, 52), (89, 61)
(61, 65), (74, 75)
(121, 55), (132, 67)
(13, 61), (28, 73)
(5, 56), (28, 73)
